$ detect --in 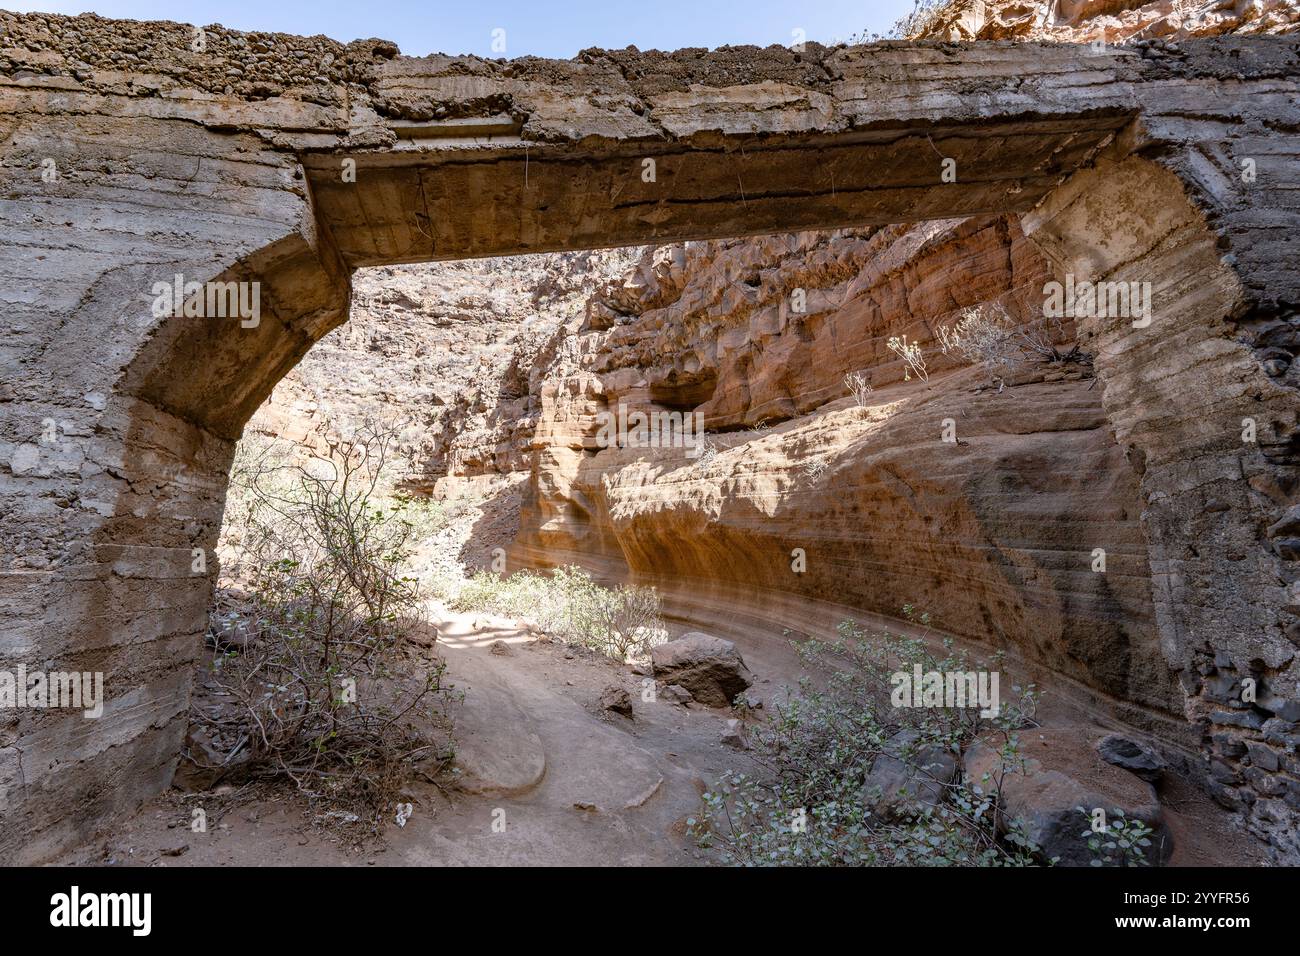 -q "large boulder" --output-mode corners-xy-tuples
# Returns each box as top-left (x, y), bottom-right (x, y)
(650, 632), (753, 708)
(1096, 733), (1164, 782)
(964, 733), (1171, 866)
(861, 729), (959, 818)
